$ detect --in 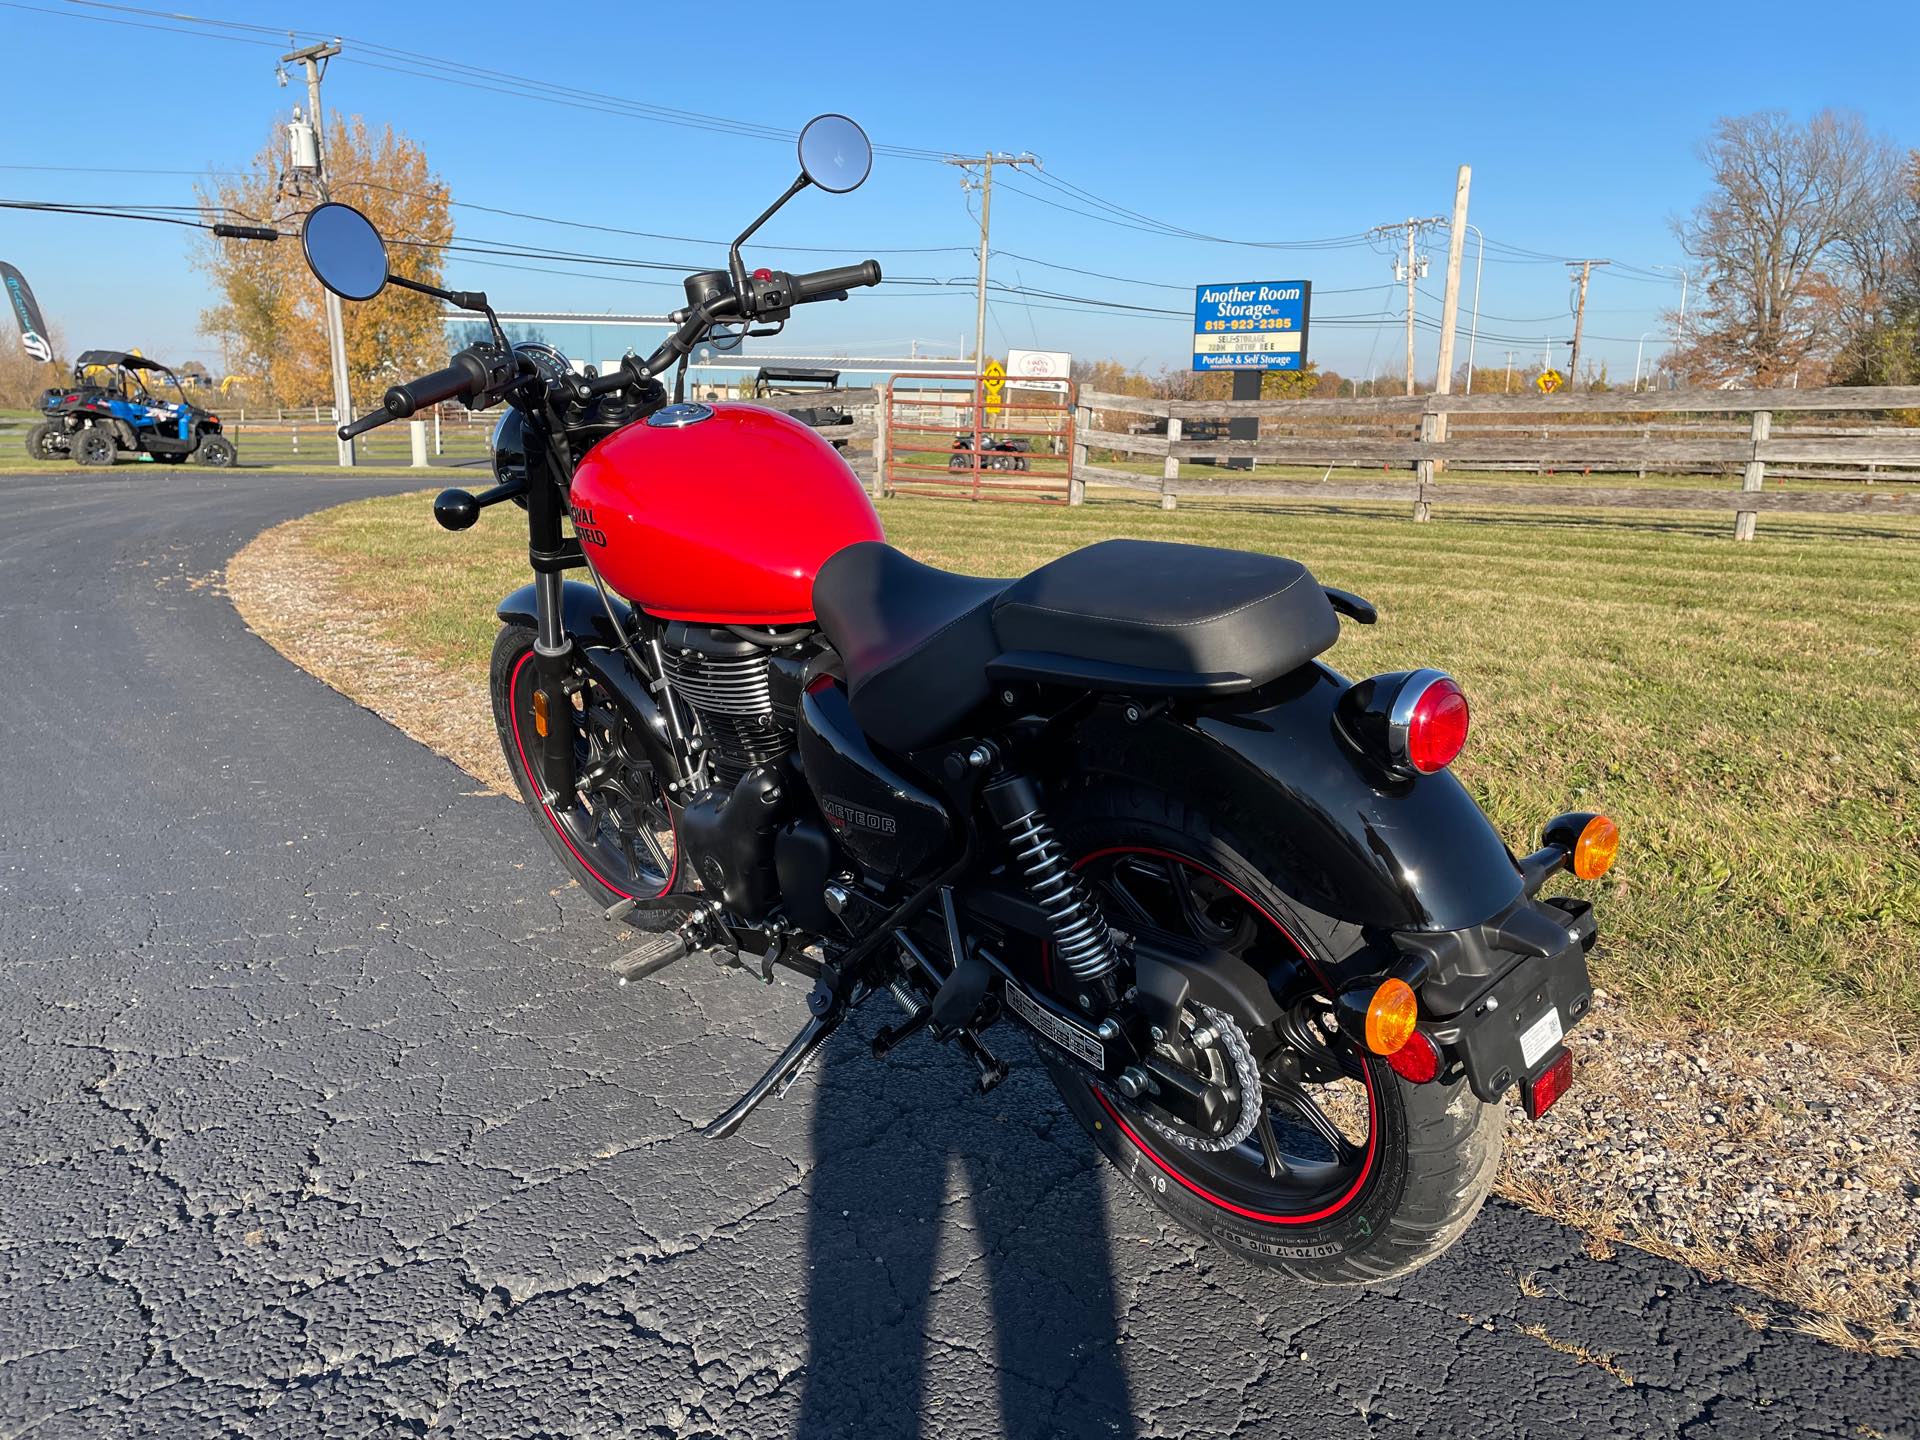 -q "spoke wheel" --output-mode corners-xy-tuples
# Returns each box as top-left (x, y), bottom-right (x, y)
(1080, 850), (1377, 1223)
